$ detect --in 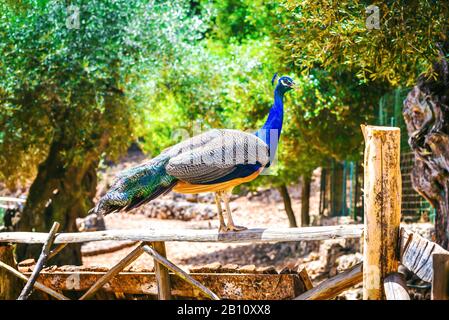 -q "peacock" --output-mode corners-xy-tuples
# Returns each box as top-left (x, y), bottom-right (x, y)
(91, 74), (295, 232)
